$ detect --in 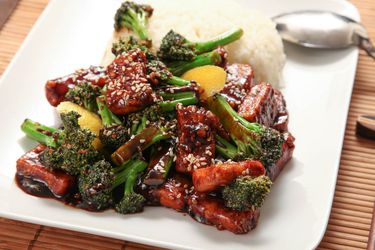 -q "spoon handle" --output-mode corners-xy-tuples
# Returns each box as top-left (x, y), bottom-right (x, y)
(359, 38), (375, 60)
(356, 115), (375, 139)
